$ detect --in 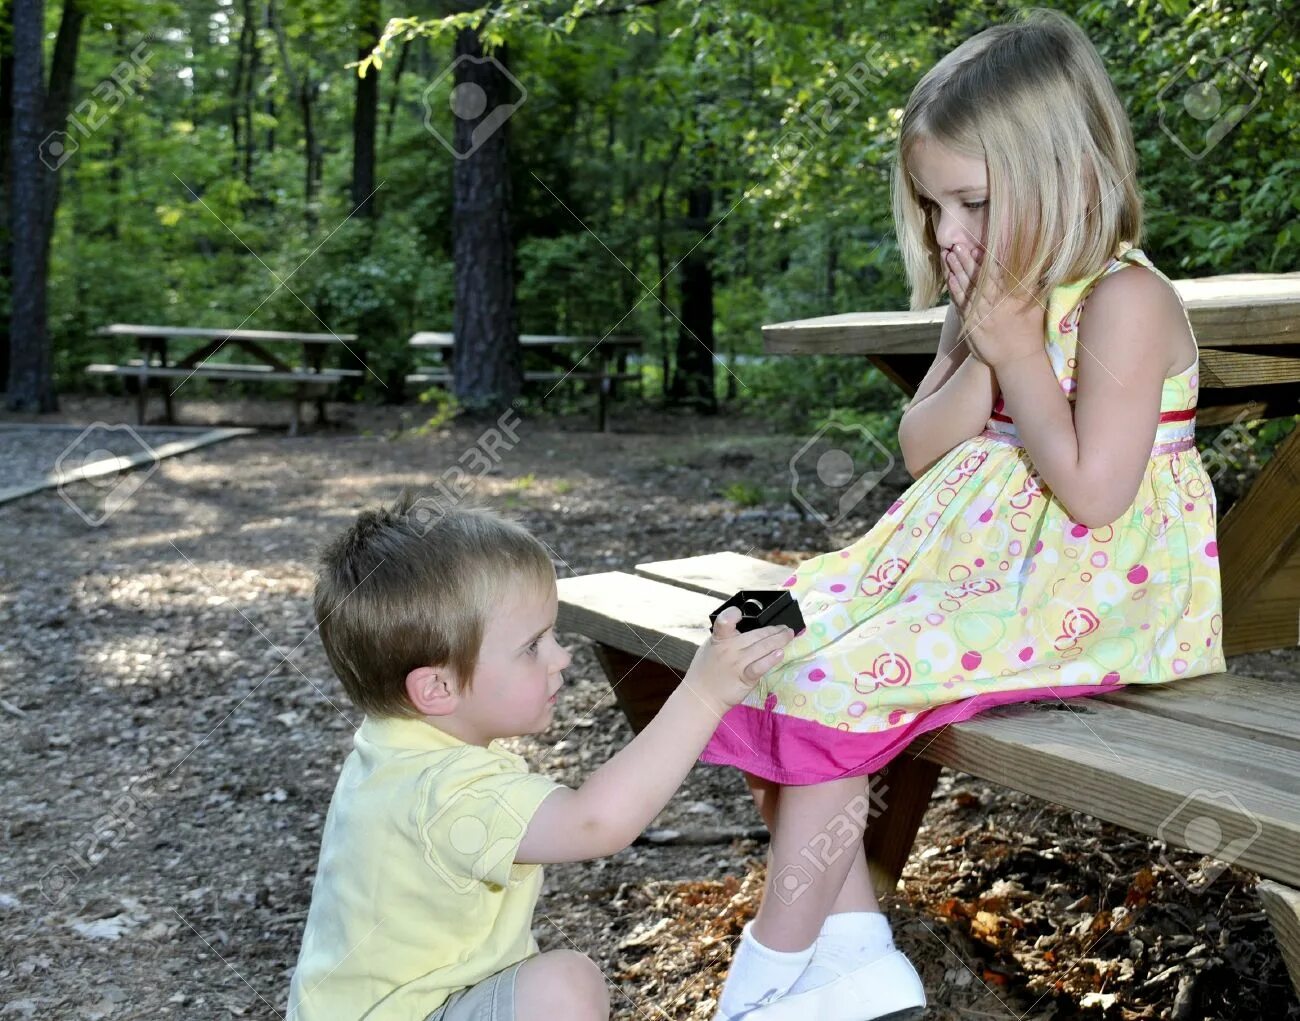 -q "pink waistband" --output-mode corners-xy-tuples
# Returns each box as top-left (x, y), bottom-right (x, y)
(980, 428), (1195, 458)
